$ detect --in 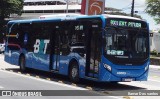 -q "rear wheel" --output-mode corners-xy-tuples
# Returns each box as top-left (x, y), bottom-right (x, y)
(69, 62), (79, 83)
(19, 56), (26, 72)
